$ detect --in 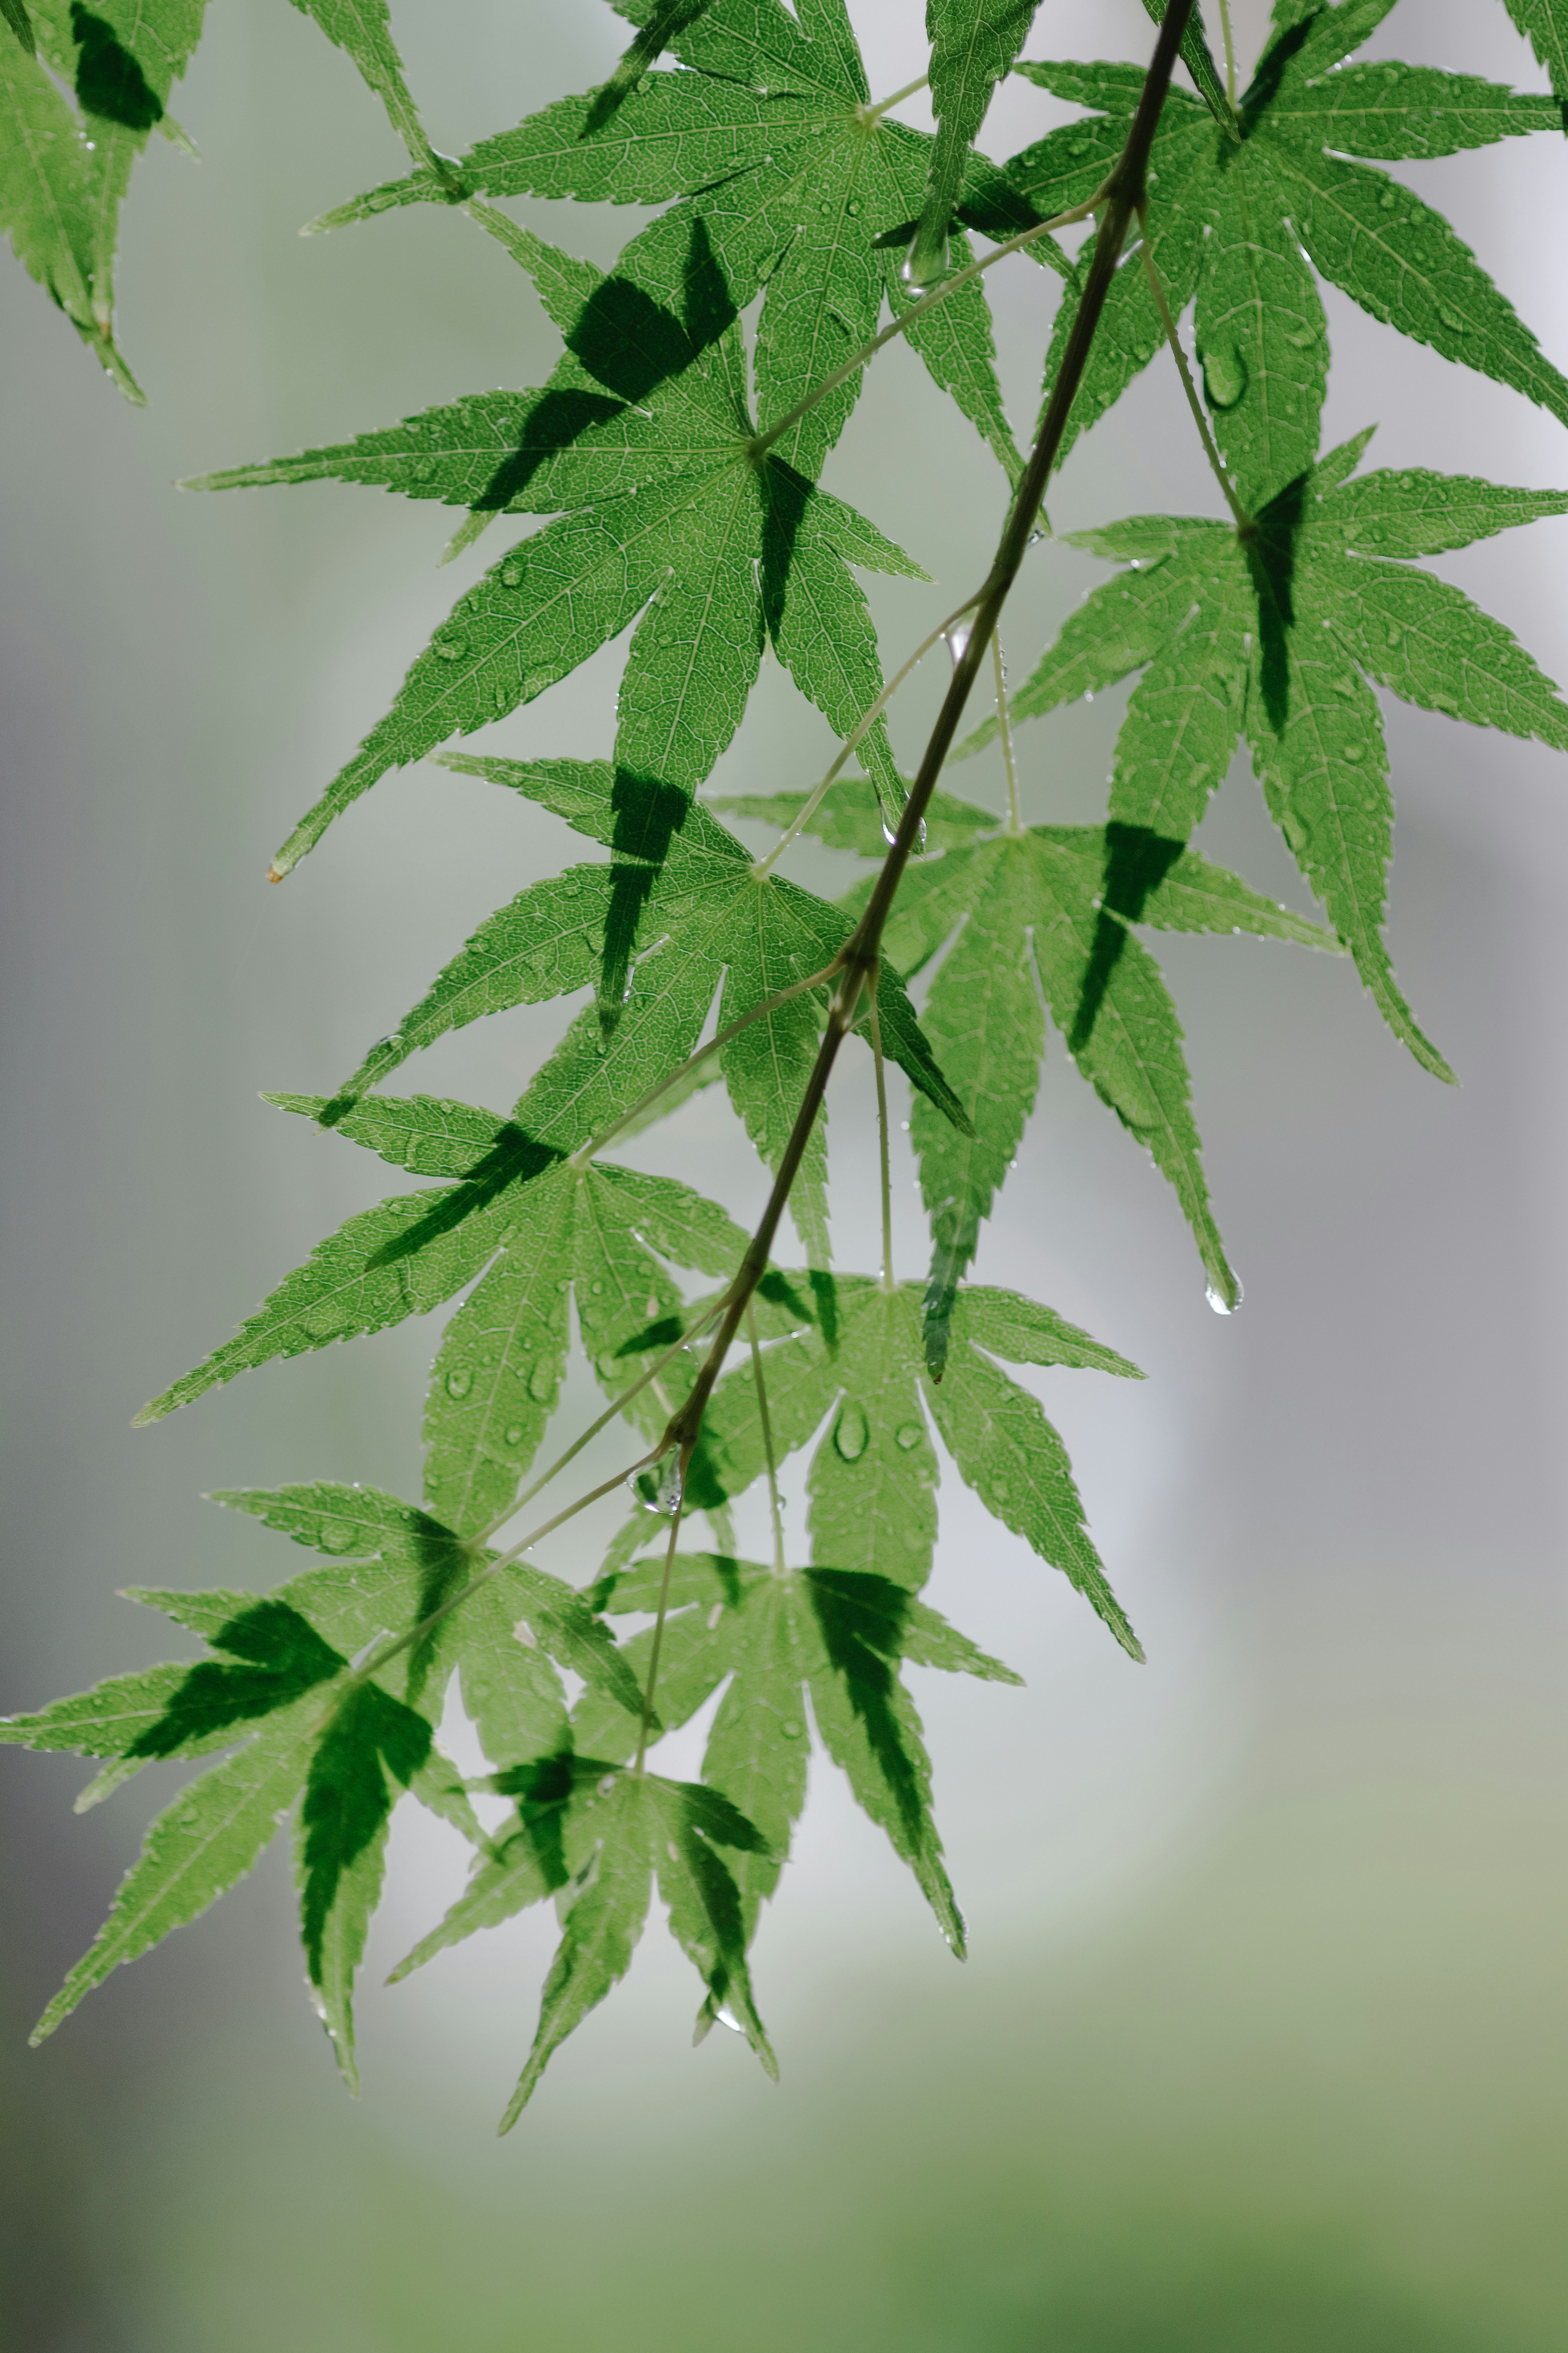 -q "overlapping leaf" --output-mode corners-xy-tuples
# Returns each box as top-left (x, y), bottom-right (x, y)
(1504, 0), (1568, 100)
(724, 777), (1337, 1341)
(0, 1481), (646, 2072)
(1009, 3), (1566, 510)
(570, 1549), (1020, 1960)
(629, 1274), (1143, 1655)
(2, 0), (209, 397)
(197, 219), (938, 877)
(306, 0), (1056, 487)
(970, 437), (1568, 1079)
(393, 1753), (773, 2124)
(316, 755), (967, 1274)
(133, 1110), (757, 1527)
